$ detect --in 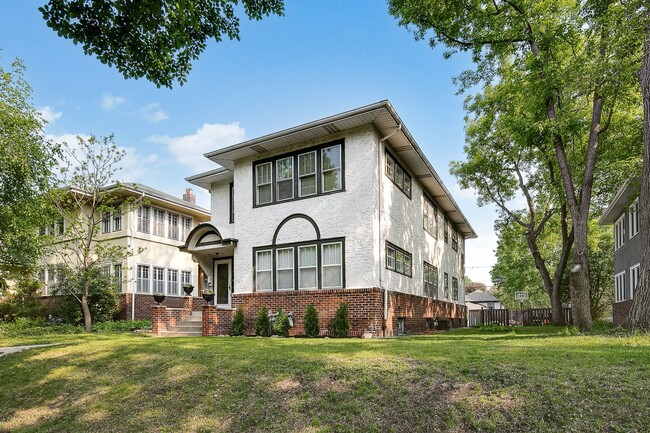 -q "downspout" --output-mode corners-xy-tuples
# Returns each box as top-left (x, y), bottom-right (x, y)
(379, 124), (402, 335)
